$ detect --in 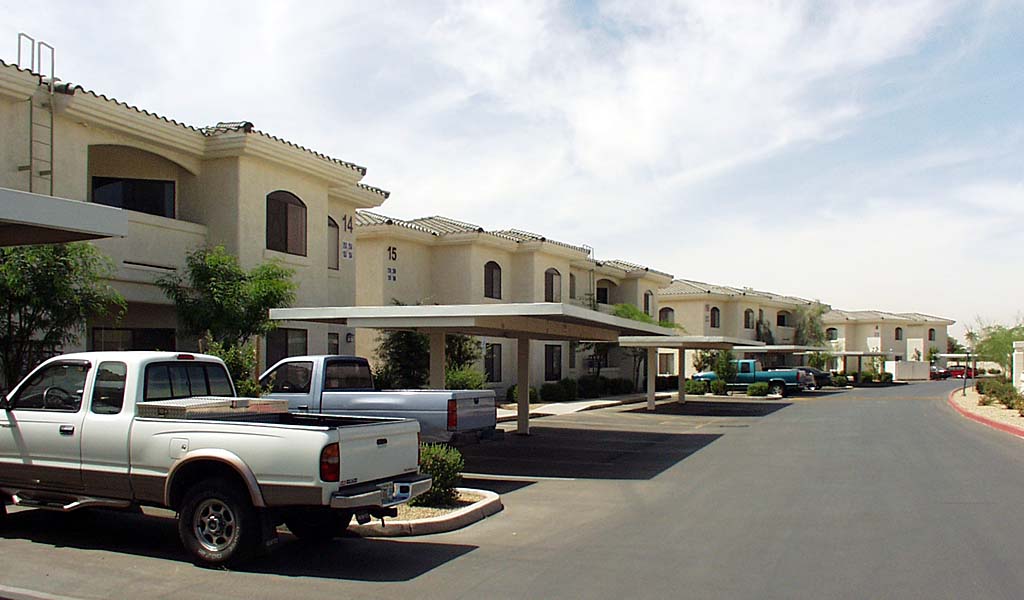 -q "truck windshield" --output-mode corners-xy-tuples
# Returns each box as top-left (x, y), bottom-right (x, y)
(143, 362), (235, 401)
